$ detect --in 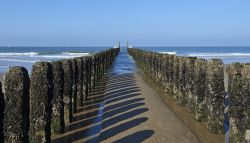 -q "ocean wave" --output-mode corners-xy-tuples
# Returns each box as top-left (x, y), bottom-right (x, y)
(0, 59), (38, 63)
(38, 52), (89, 59)
(188, 53), (250, 57)
(0, 52), (38, 56)
(0, 65), (9, 68)
(62, 52), (89, 55)
(0, 52), (89, 58)
(159, 51), (177, 55)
